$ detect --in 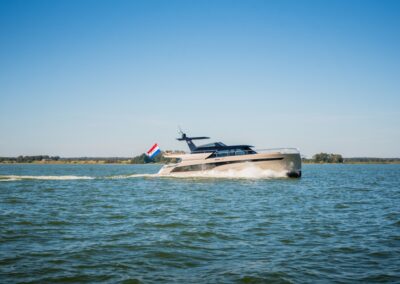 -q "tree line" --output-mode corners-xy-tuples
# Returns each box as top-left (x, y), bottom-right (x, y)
(2, 152), (399, 164)
(0, 155), (60, 163)
(343, 157), (400, 163)
(0, 151), (184, 164)
(302, 153), (400, 163)
(312, 153), (344, 163)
